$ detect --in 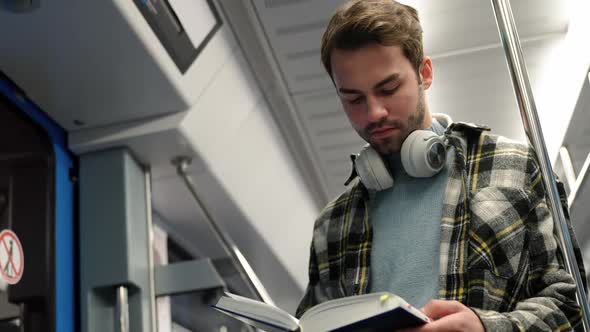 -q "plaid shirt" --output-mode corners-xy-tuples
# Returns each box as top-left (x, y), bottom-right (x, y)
(296, 122), (587, 331)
